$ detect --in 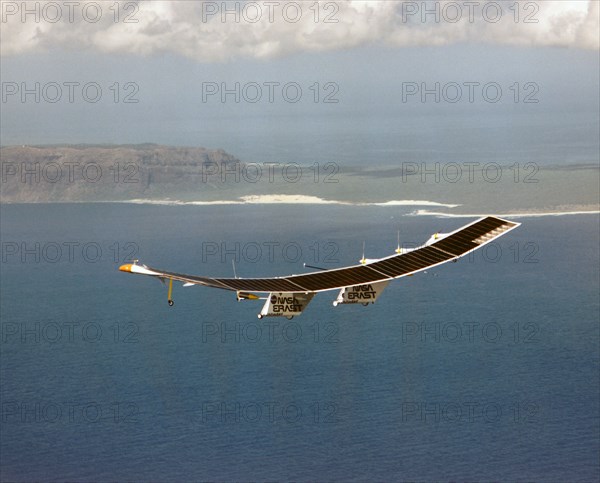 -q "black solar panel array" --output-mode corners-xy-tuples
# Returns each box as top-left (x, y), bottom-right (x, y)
(369, 245), (451, 278)
(214, 277), (303, 292)
(286, 264), (390, 292)
(432, 216), (510, 256)
(163, 271), (303, 293)
(157, 217), (519, 293)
